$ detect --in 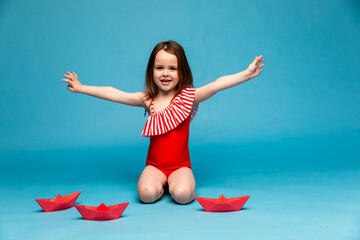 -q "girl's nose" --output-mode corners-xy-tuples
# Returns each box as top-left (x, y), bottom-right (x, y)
(162, 69), (169, 76)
